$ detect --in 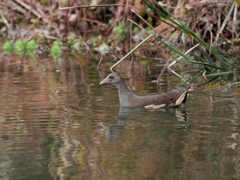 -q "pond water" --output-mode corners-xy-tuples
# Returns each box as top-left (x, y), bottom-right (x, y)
(0, 54), (239, 180)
